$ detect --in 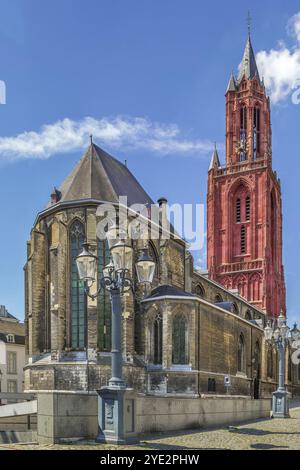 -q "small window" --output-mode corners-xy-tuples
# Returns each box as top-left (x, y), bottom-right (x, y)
(245, 310), (252, 321)
(7, 380), (17, 393)
(236, 198), (241, 223)
(7, 352), (17, 374)
(7, 334), (14, 343)
(246, 196), (251, 221)
(195, 284), (205, 298)
(241, 225), (246, 254)
(208, 378), (216, 393)
(232, 303), (239, 315)
(214, 294), (223, 303)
